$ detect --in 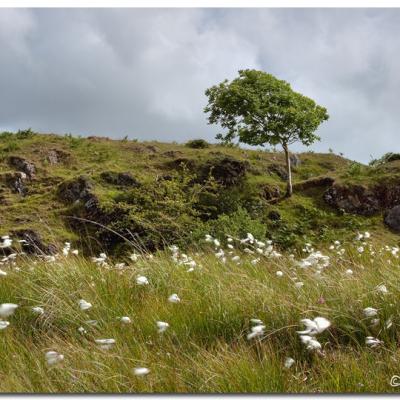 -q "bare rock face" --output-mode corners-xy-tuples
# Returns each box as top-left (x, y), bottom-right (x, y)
(267, 164), (288, 181)
(198, 156), (249, 186)
(12, 229), (58, 255)
(384, 206), (400, 232)
(100, 171), (140, 187)
(57, 176), (93, 203)
(261, 184), (281, 201)
(290, 153), (302, 167)
(47, 149), (70, 165)
(4, 172), (28, 196)
(8, 156), (36, 179)
(323, 184), (380, 216)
